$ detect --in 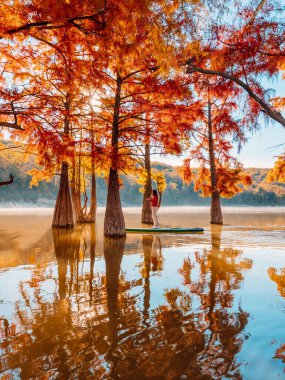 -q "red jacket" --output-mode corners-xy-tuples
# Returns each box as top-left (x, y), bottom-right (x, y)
(151, 195), (159, 207)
